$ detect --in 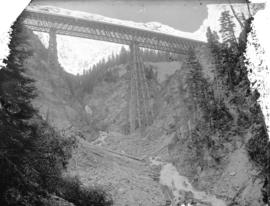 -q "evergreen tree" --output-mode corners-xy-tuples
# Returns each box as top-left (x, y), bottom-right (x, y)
(206, 27), (226, 103)
(0, 15), (74, 205)
(186, 49), (202, 107)
(206, 27), (219, 50)
(0, 14), (40, 205)
(219, 10), (238, 46)
(185, 49), (211, 122)
(208, 11), (242, 91)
